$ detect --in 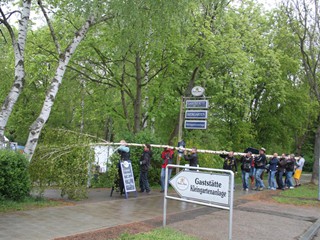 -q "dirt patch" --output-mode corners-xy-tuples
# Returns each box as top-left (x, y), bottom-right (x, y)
(54, 222), (155, 240)
(240, 189), (281, 202)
